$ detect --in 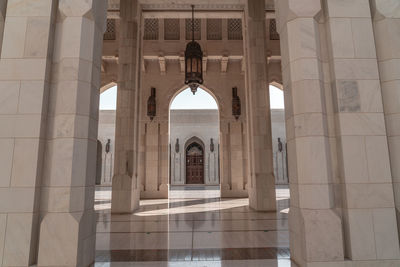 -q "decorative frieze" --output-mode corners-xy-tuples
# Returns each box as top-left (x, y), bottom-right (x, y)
(104, 19), (116, 40)
(207, 19), (222, 40)
(185, 18), (201, 40)
(228, 18), (243, 40)
(164, 18), (180, 40)
(144, 18), (159, 40)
